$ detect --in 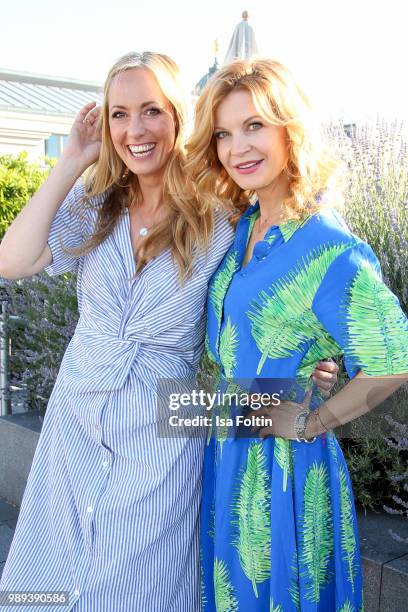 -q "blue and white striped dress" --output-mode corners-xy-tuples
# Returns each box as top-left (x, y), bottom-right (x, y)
(0, 182), (234, 611)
